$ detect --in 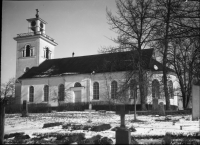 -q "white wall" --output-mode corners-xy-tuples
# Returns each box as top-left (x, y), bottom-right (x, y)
(20, 71), (180, 106)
